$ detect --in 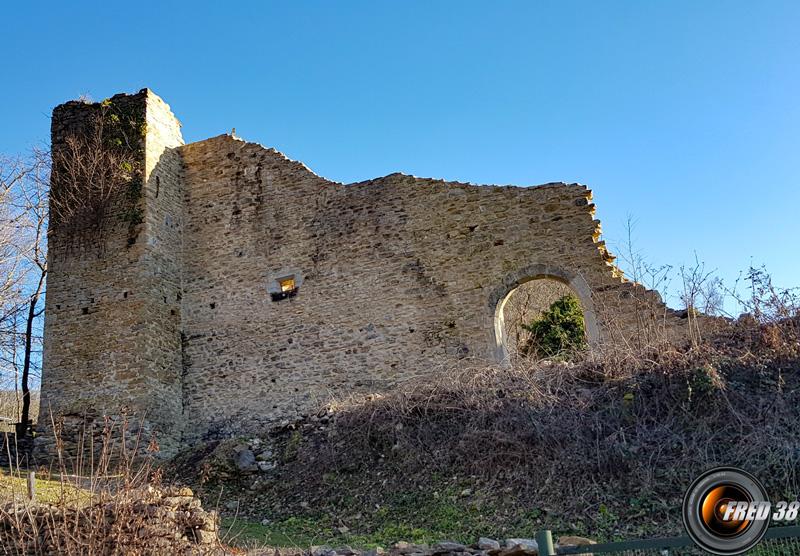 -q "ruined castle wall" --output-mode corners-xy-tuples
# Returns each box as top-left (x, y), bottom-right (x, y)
(177, 136), (684, 441)
(41, 93), (149, 431)
(41, 91), (691, 450)
(179, 137), (350, 438)
(40, 91), (185, 455)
